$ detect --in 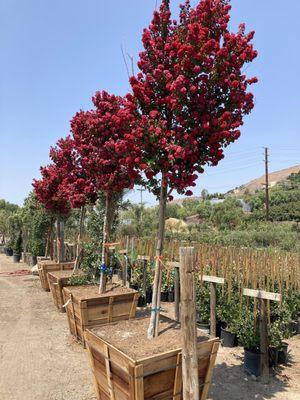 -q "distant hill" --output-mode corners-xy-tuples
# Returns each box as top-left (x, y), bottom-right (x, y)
(232, 165), (300, 195)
